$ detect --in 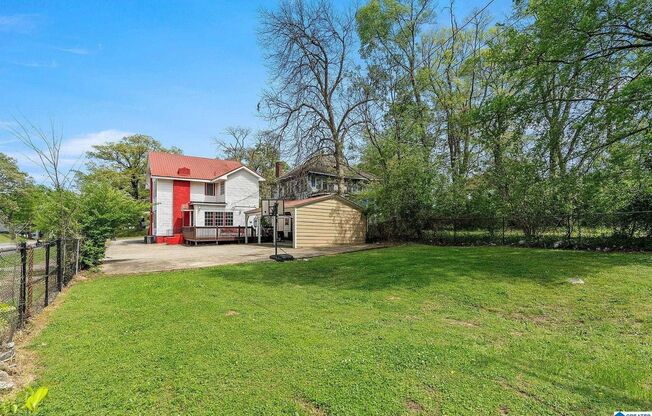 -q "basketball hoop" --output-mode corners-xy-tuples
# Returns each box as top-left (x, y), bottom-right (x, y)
(261, 199), (294, 262)
(262, 199), (285, 217)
